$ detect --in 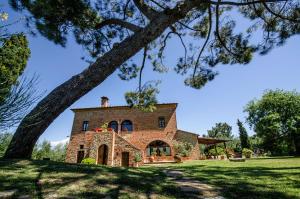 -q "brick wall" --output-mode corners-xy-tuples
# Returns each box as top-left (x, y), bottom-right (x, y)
(66, 103), (201, 165)
(70, 104), (177, 135)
